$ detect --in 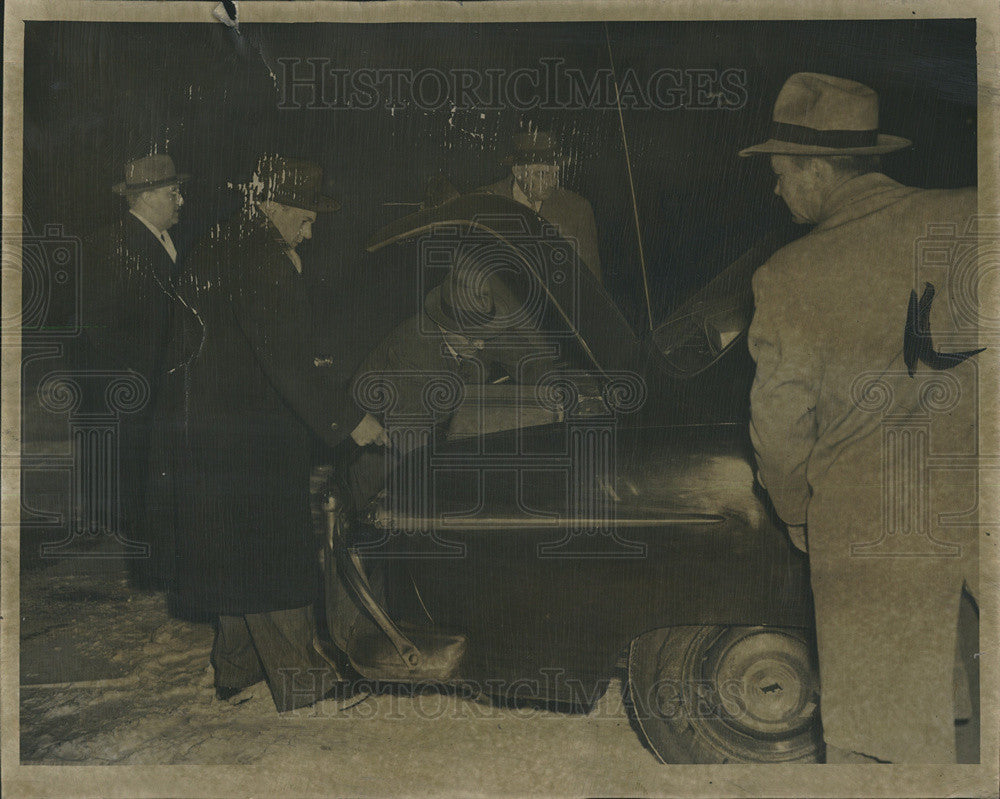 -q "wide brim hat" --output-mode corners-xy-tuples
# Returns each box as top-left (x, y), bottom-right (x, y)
(423, 269), (524, 339)
(739, 72), (912, 157)
(502, 130), (568, 166)
(252, 154), (340, 212)
(112, 154), (189, 195)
